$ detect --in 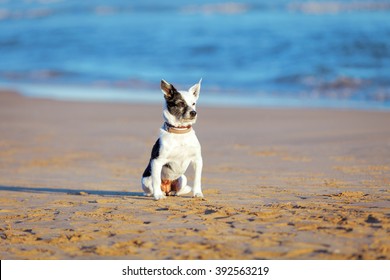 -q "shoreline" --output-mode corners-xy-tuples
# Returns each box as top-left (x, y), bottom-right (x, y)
(1, 82), (390, 112)
(0, 89), (389, 259)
